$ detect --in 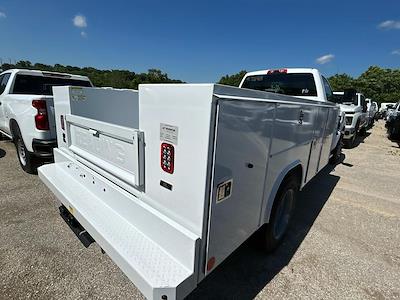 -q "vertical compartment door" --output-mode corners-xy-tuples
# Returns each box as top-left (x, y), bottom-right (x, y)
(205, 100), (274, 274)
(306, 107), (329, 181)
